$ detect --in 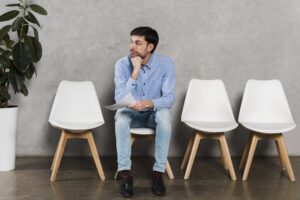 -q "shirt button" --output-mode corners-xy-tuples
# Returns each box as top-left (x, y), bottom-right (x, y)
(143, 93), (145, 96)
(132, 84), (134, 86)
(144, 83), (146, 85)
